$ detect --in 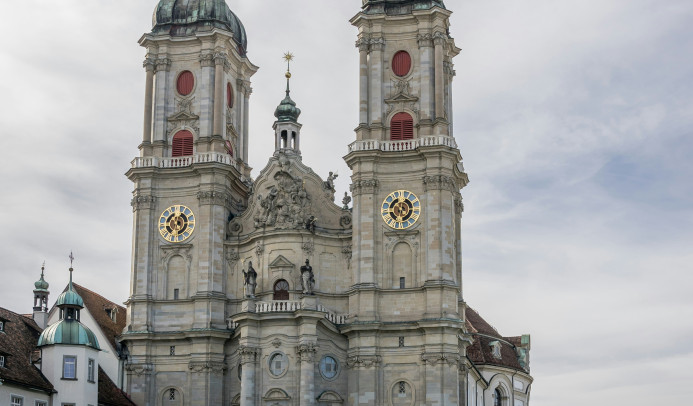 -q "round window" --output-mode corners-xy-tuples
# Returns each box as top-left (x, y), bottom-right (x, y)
(319, 356), (339, 380)
(268, 352), (288, 377)
(392, 51), (412, 77)
(177, 71), (195, 96)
